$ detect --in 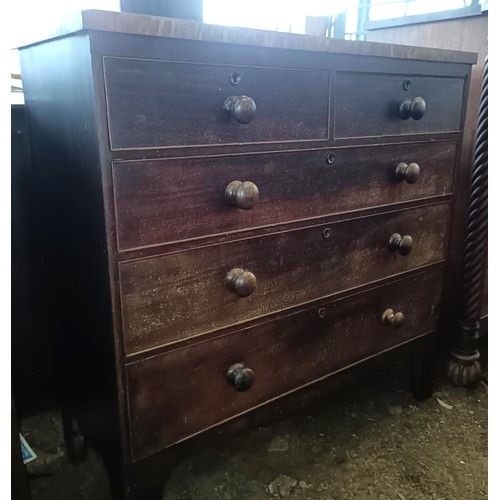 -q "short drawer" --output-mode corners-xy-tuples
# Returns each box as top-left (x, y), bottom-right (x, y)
(103, 56), (330, 150)
(119, 203), (450, 354)
(335, 72), (465, 139)
(126, 266), (444, 460)
(113, 141), (457, 251)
